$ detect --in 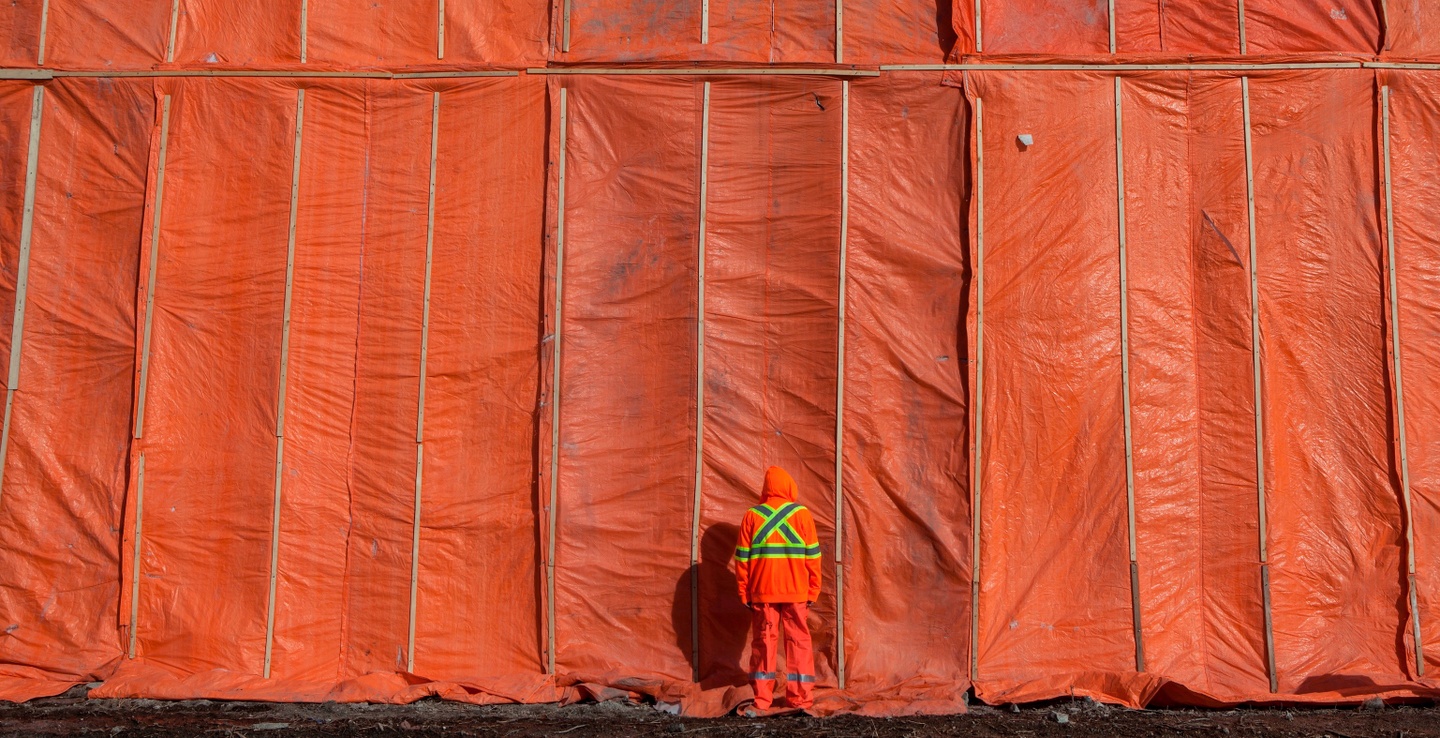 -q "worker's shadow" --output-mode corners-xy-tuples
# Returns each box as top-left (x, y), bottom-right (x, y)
(672, 522), (751, 690)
